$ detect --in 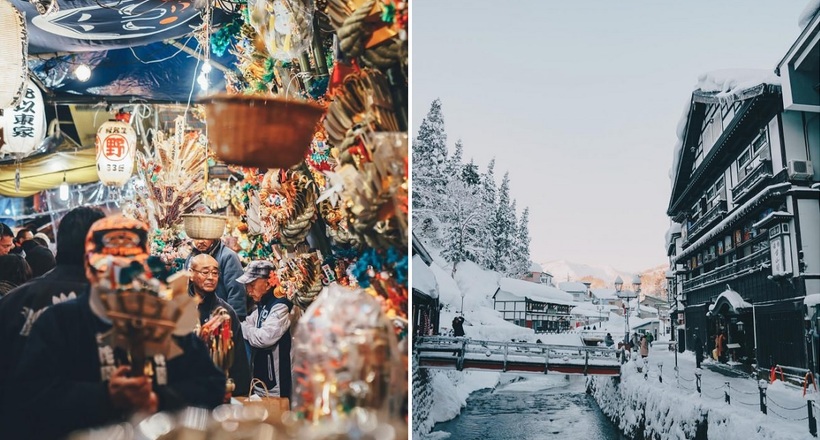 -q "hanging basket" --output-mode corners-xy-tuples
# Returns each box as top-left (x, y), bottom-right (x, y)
(182, 214), (227, 240)
(199, 94), (325, 169)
